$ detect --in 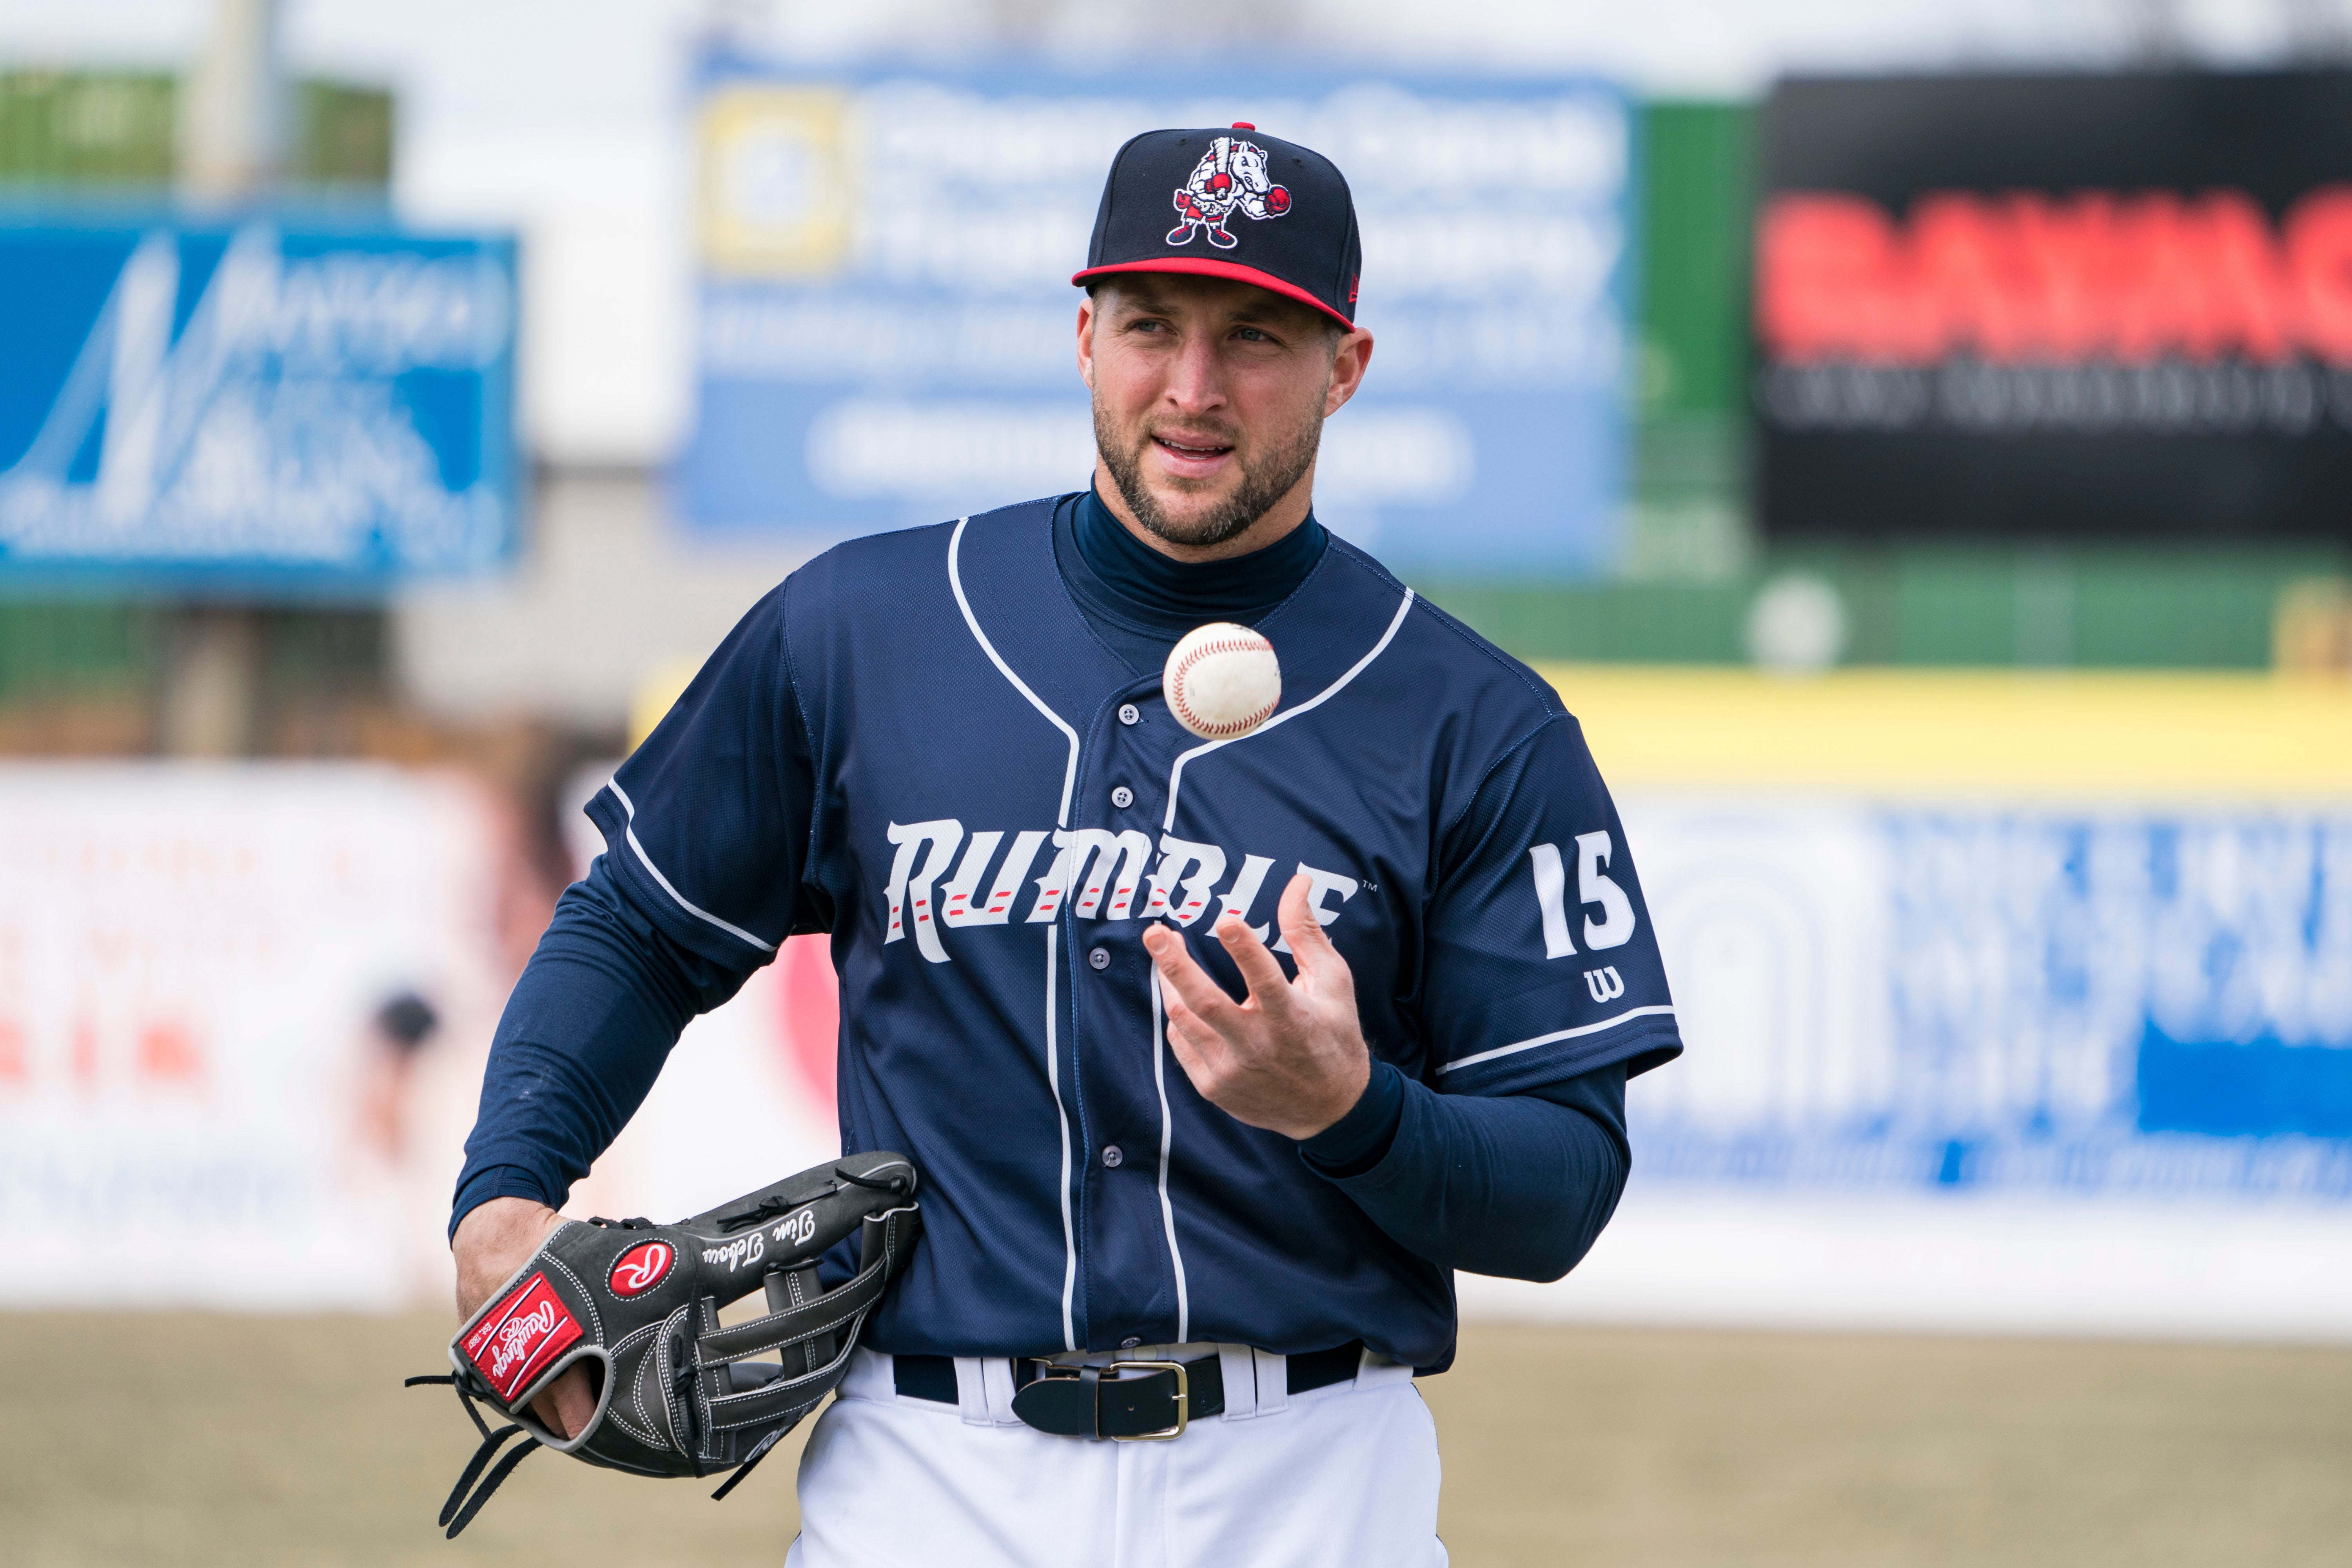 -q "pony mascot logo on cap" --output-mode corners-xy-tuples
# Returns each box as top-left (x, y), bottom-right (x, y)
(1167, 136), (1292, 250)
